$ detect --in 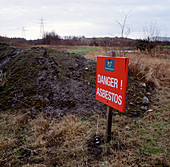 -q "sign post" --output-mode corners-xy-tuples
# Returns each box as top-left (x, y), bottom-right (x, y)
(106, 51), (115, 142)
(95, 51), (129, 142)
